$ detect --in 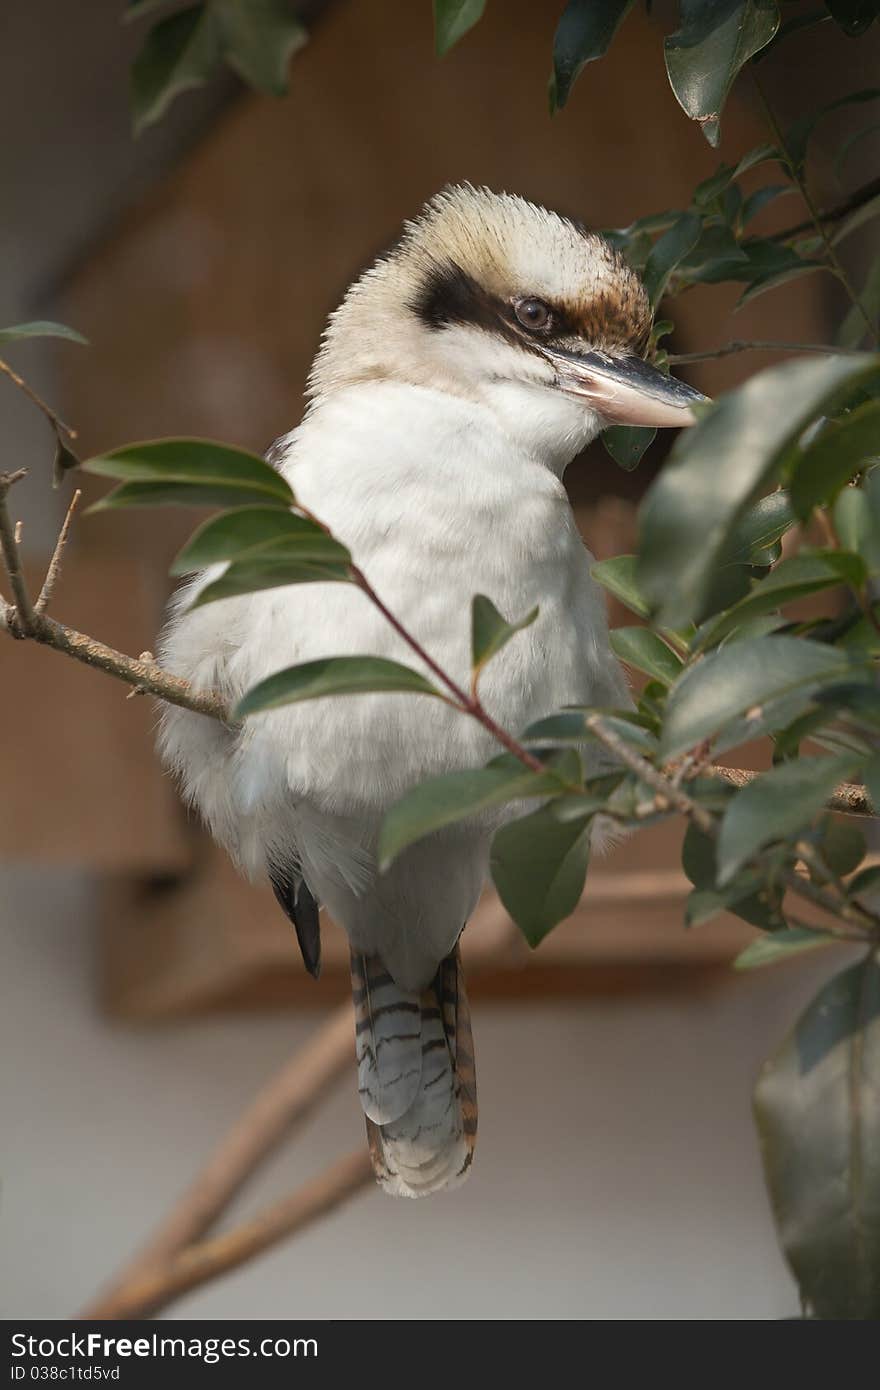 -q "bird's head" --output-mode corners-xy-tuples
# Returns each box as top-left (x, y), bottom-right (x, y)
(309, 185), (704, 470)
